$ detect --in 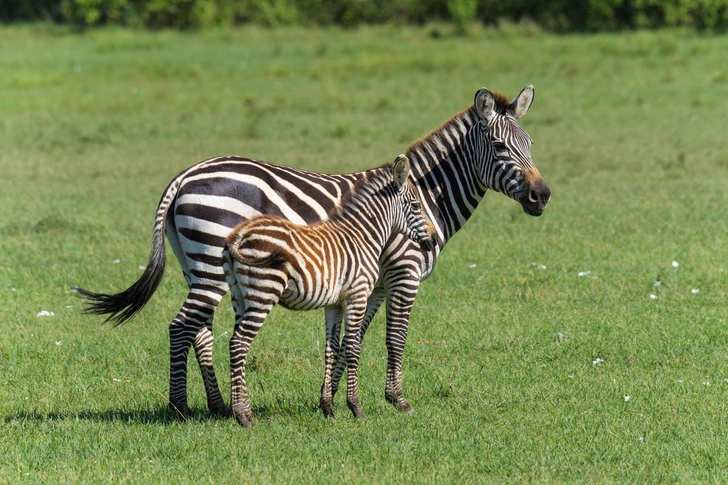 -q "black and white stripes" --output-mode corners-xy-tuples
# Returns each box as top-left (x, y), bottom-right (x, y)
(223, 155), (434, 426)
(76, 86), (550, 418)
